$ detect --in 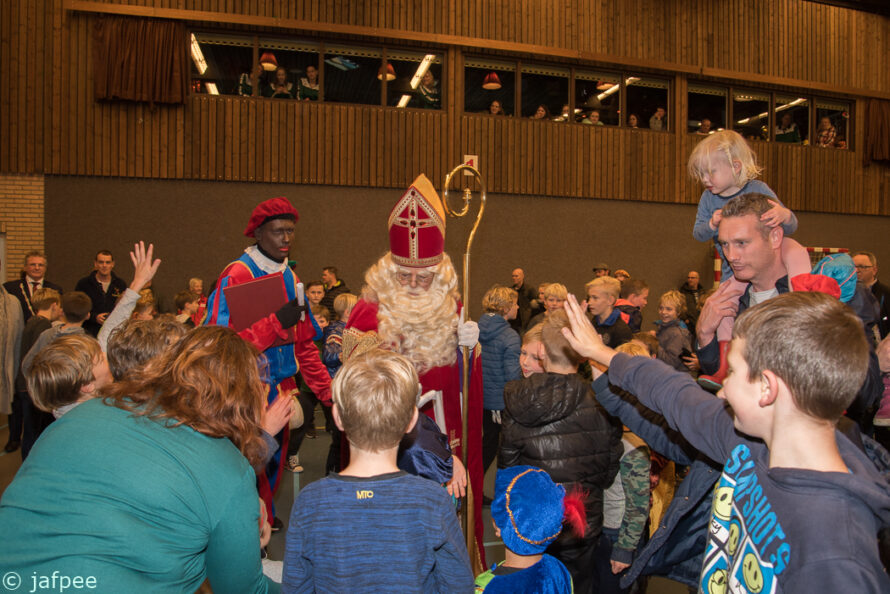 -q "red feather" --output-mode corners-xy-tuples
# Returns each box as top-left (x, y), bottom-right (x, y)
(562, 486), (587, 538)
